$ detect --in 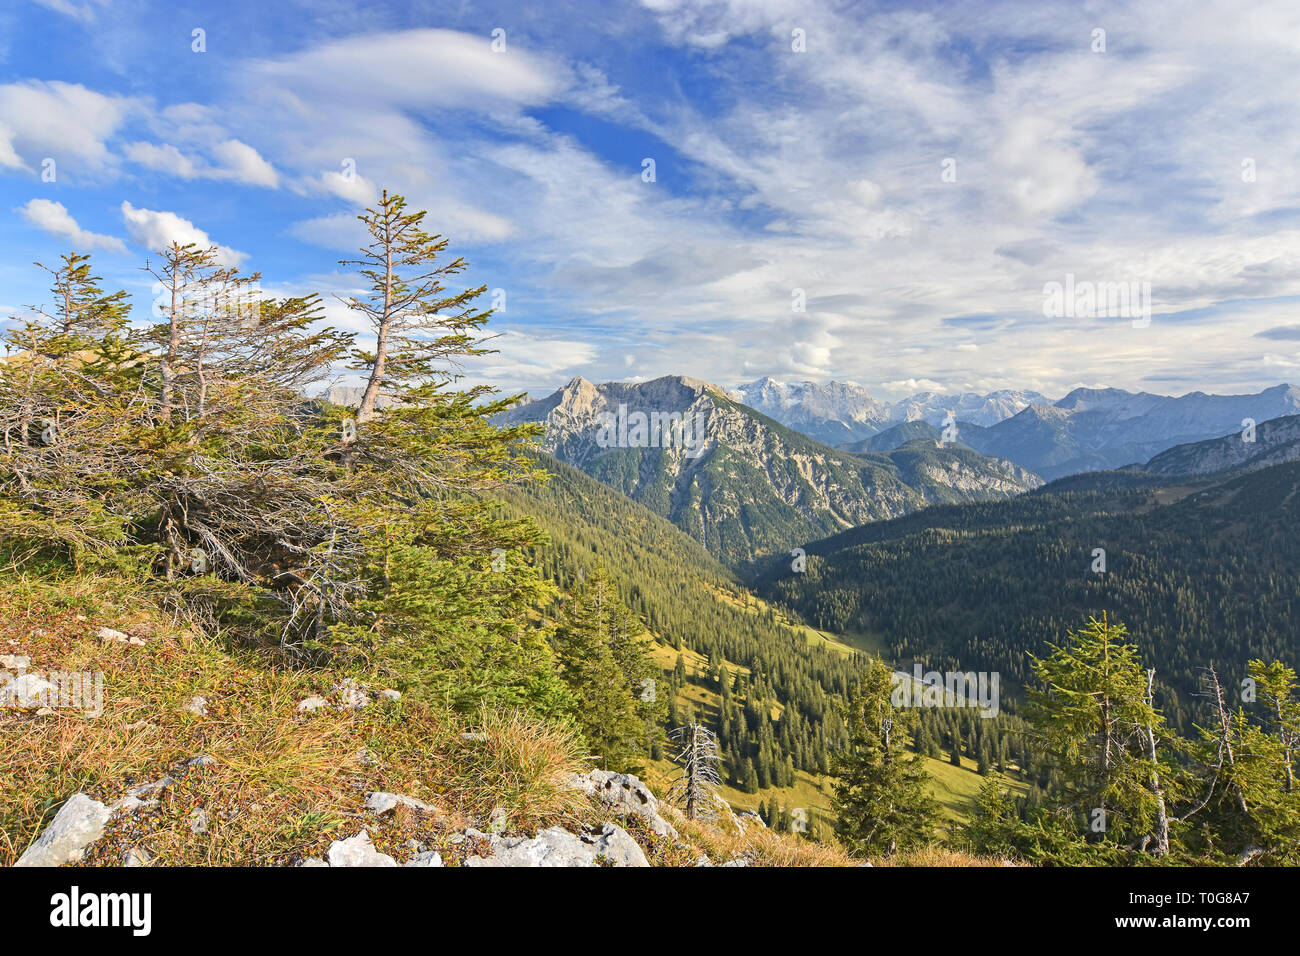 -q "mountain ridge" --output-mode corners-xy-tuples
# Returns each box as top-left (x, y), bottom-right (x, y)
(498, 374), (1041, 566)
